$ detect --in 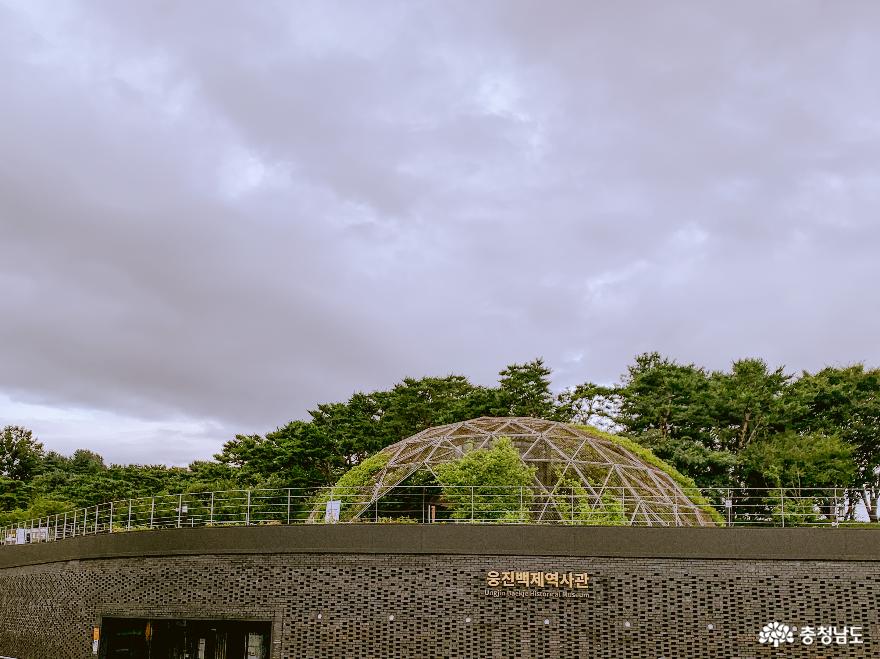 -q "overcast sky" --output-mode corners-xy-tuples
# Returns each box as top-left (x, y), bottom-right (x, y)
(2, 1), (879, 465)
